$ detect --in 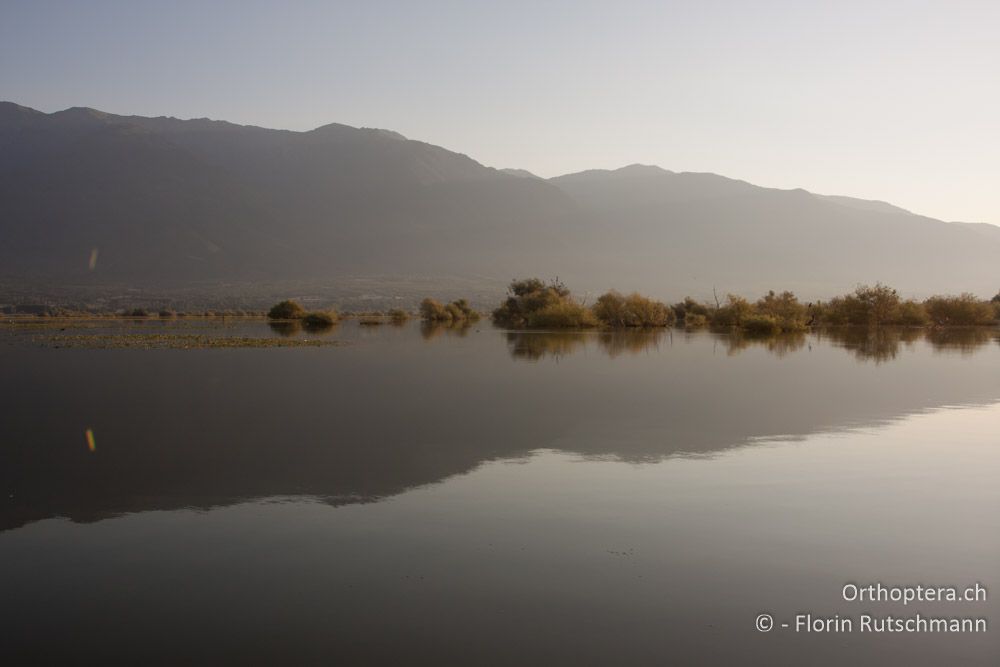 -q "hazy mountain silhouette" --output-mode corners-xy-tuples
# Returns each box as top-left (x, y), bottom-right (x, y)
(2, 102), (998, 299)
